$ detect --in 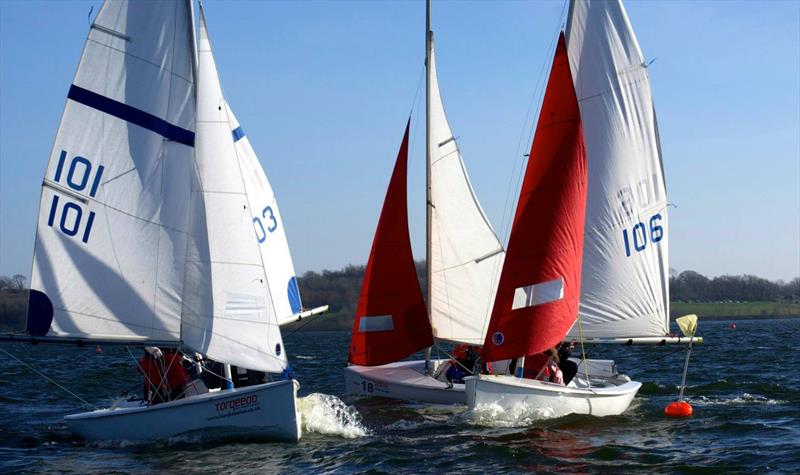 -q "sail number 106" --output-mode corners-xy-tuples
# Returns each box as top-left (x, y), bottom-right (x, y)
(622, 213), (663, 257)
